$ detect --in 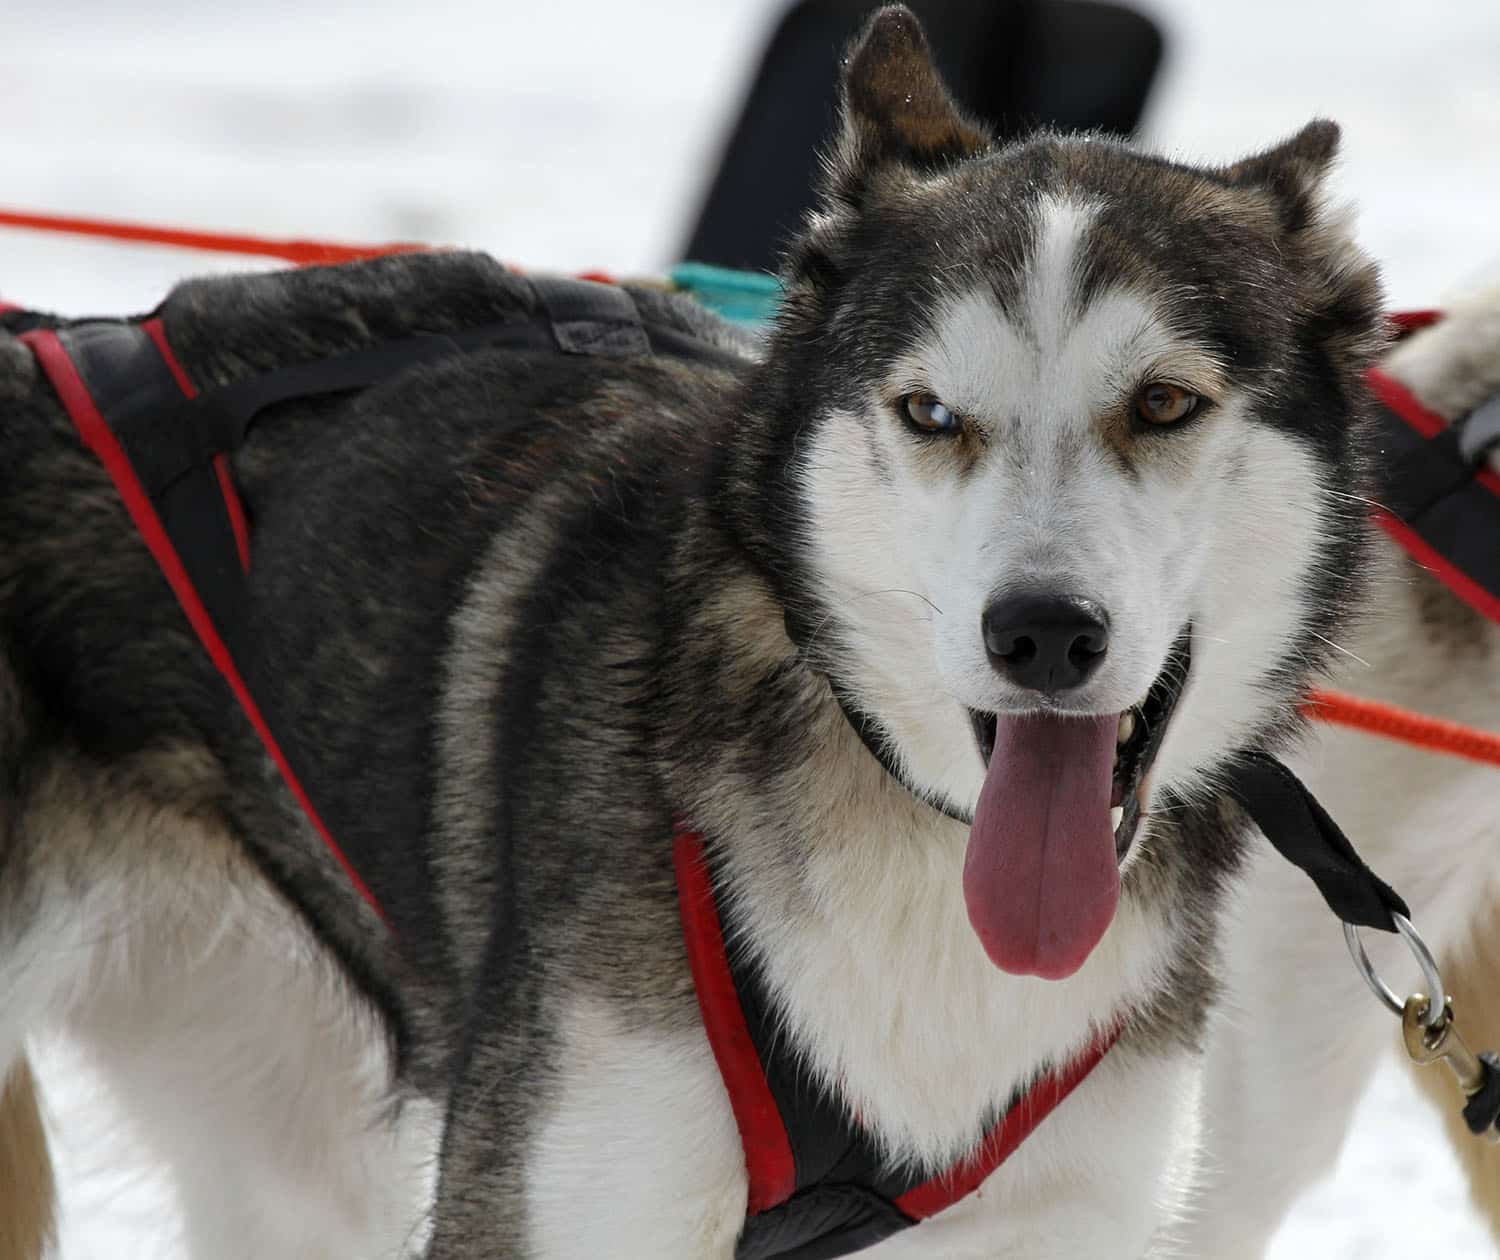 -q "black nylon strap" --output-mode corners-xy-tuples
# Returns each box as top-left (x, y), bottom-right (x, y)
(59, 322), (251, 662)
(1463, 1053), (1500, 1136)
(1375, 406), (1472, 522)
(736, 1186), (911, 1260)
(728, 941), (923, 1212)
(531, 275), (652, 356)
(1373, 396), (1500, 624)
(1223, 752), (1410, 931)
(114, 321), (558, 498)
(105, 277), (747, 502)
